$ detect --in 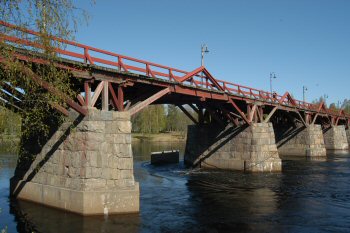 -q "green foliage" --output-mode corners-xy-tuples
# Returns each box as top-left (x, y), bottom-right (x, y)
(312, 95), (327, 105)
(0, 0), (92, 147)
(0, 106), (21, 135)
(166, 105), (193, 132)
(0, 0), (91, 38)
(132, 105), (167, 134)
(313, 95), (350, 113)
(329, 103), (337, 110)
(342, 99), (350, 114)
(131, 104), (195, 134)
